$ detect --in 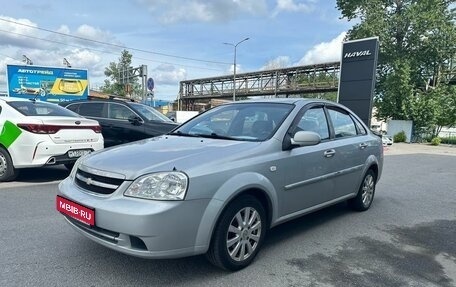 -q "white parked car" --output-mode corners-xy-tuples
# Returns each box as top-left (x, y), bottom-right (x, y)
(0, 97), (104, 181)
(382, 135), (393, 146)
